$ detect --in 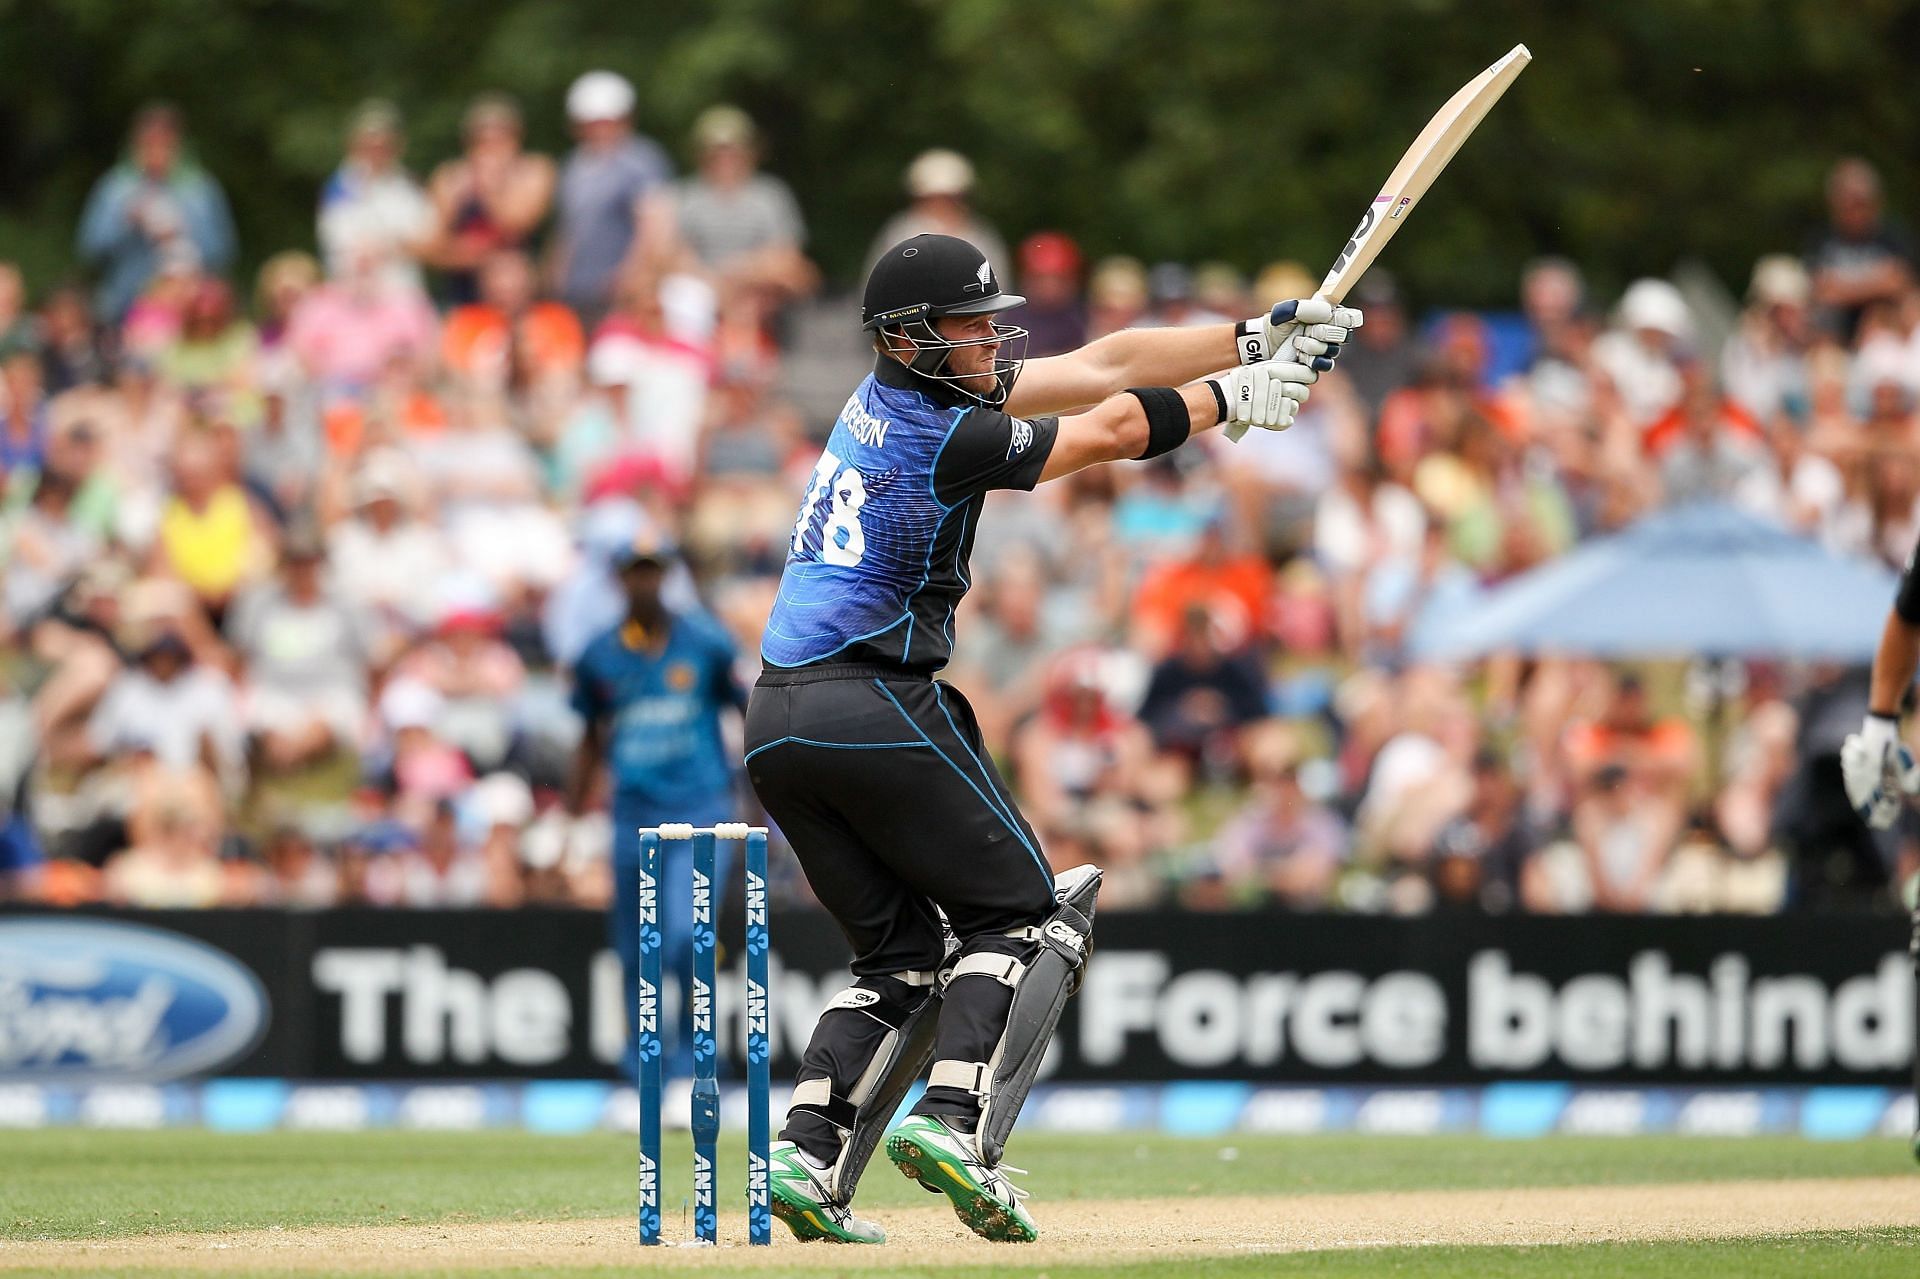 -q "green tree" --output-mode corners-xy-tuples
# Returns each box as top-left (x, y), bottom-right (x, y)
(2, 0), (1915, 307)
